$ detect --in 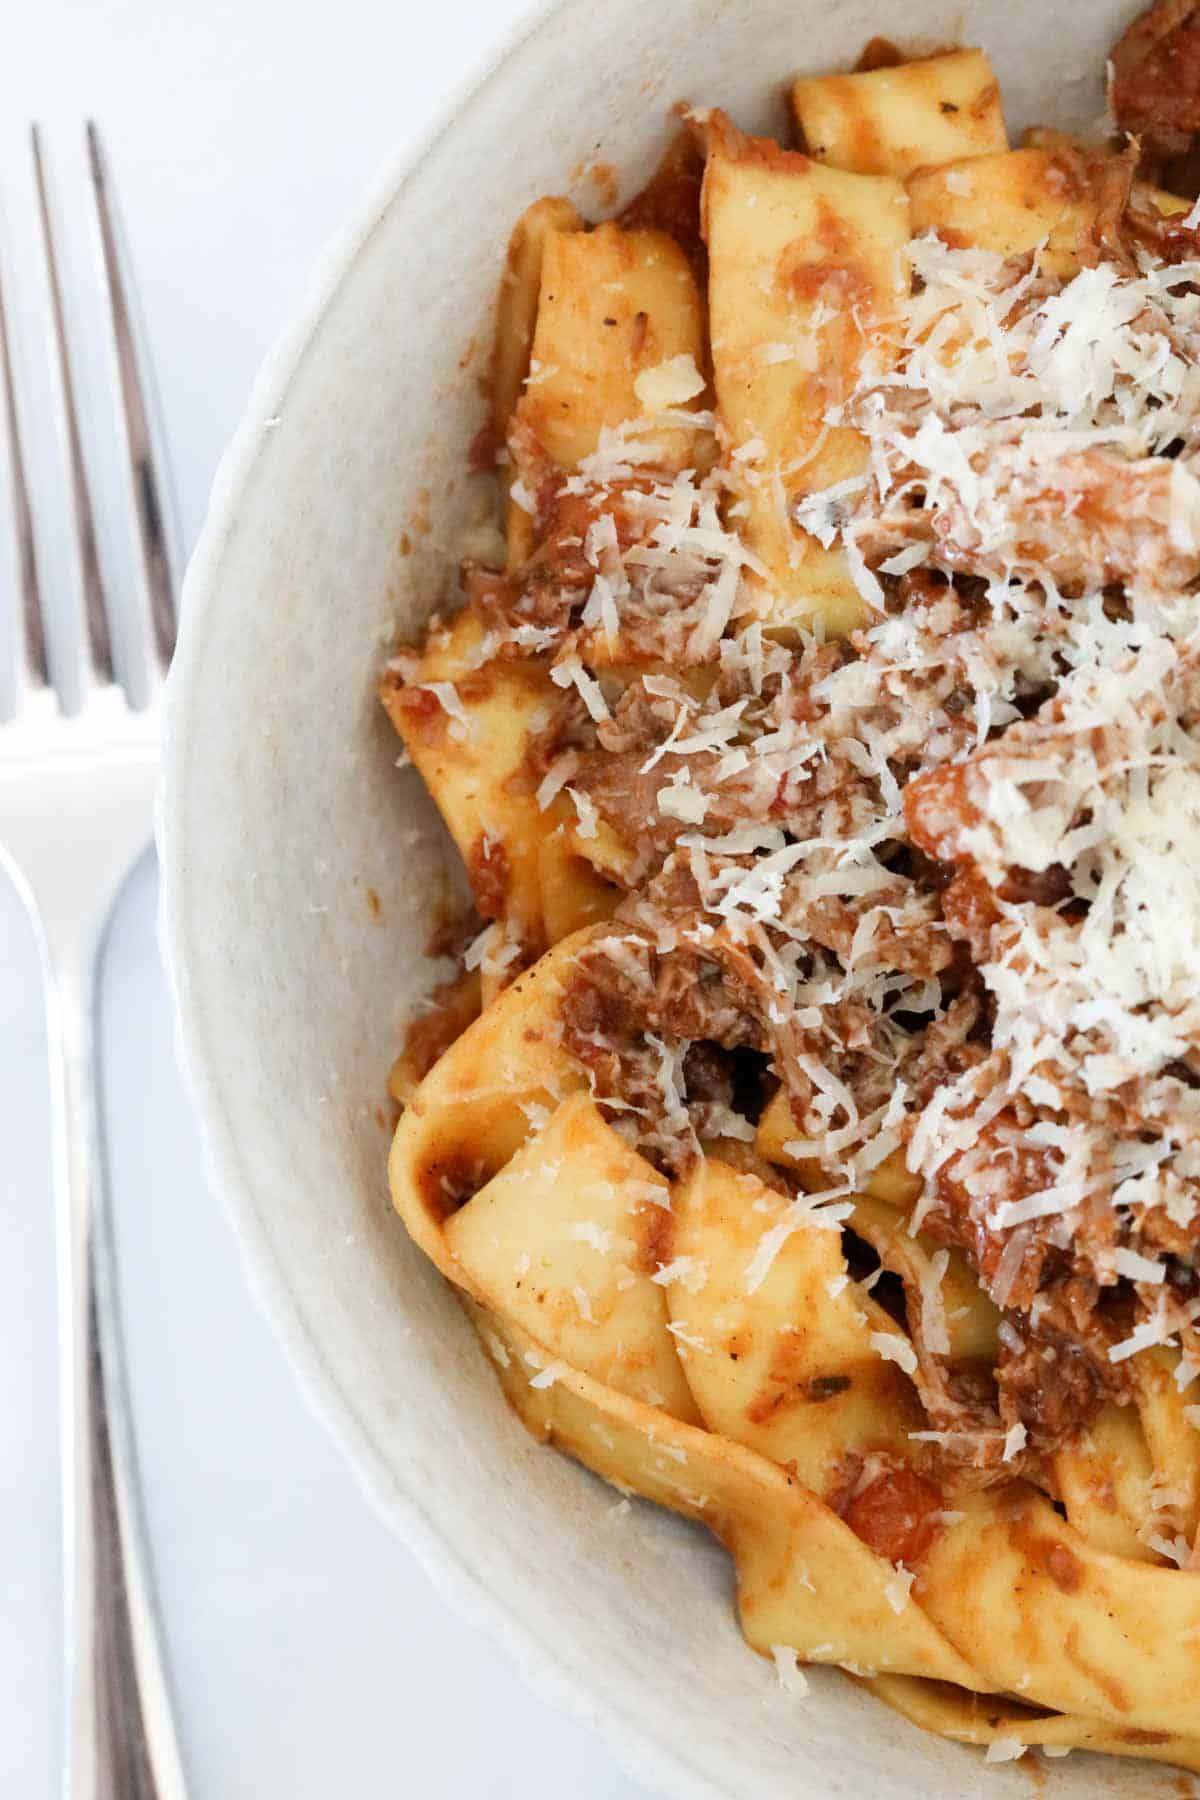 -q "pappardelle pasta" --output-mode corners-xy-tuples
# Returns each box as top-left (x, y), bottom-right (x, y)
(383, 9), (1200, 1777)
